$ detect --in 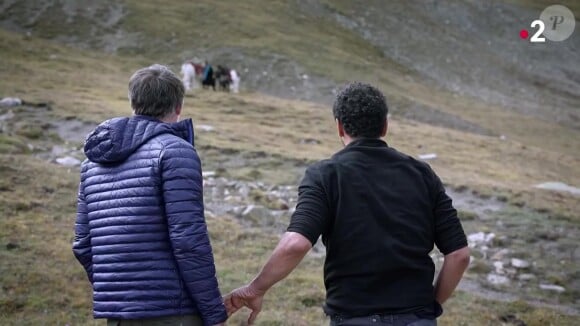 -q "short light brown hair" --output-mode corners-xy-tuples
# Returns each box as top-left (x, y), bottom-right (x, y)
(128, 64), (185, 119)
